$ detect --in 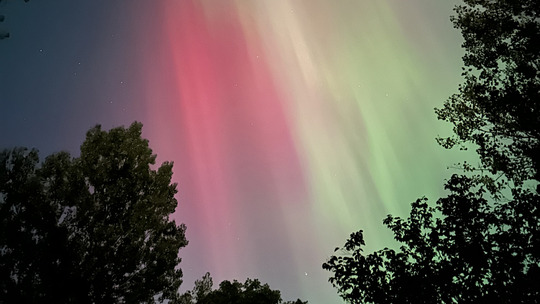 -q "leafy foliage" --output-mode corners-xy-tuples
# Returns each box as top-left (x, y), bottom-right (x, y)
(180, 273), (307, 304)
(179, 272), (214, 304)
(323, 175), (540, 303)
(435, 0), (540, 187)
(0, 122), (188, 303)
